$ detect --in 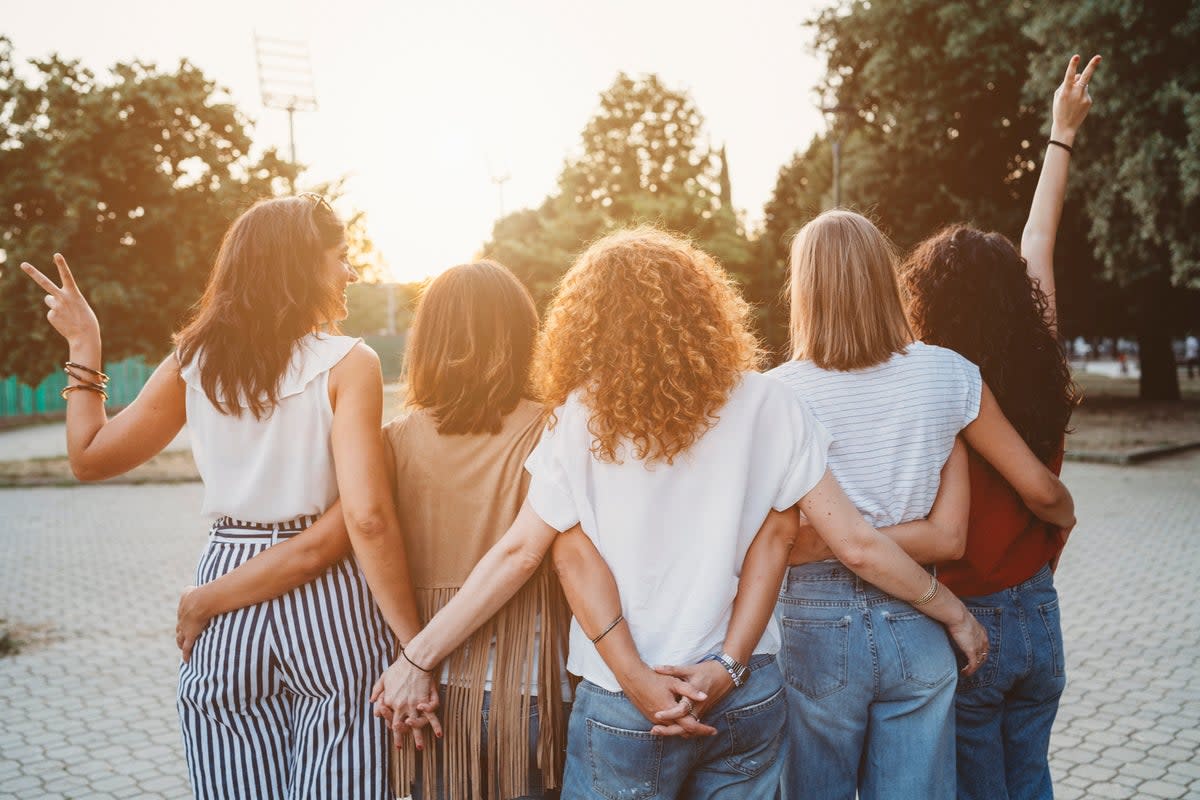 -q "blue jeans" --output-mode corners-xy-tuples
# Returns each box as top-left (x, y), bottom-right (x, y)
(412, 689), (562, 800)
(777, 562), (957, 800)
(955, 565), (1066, 800)
(562, 654), (786, 799)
